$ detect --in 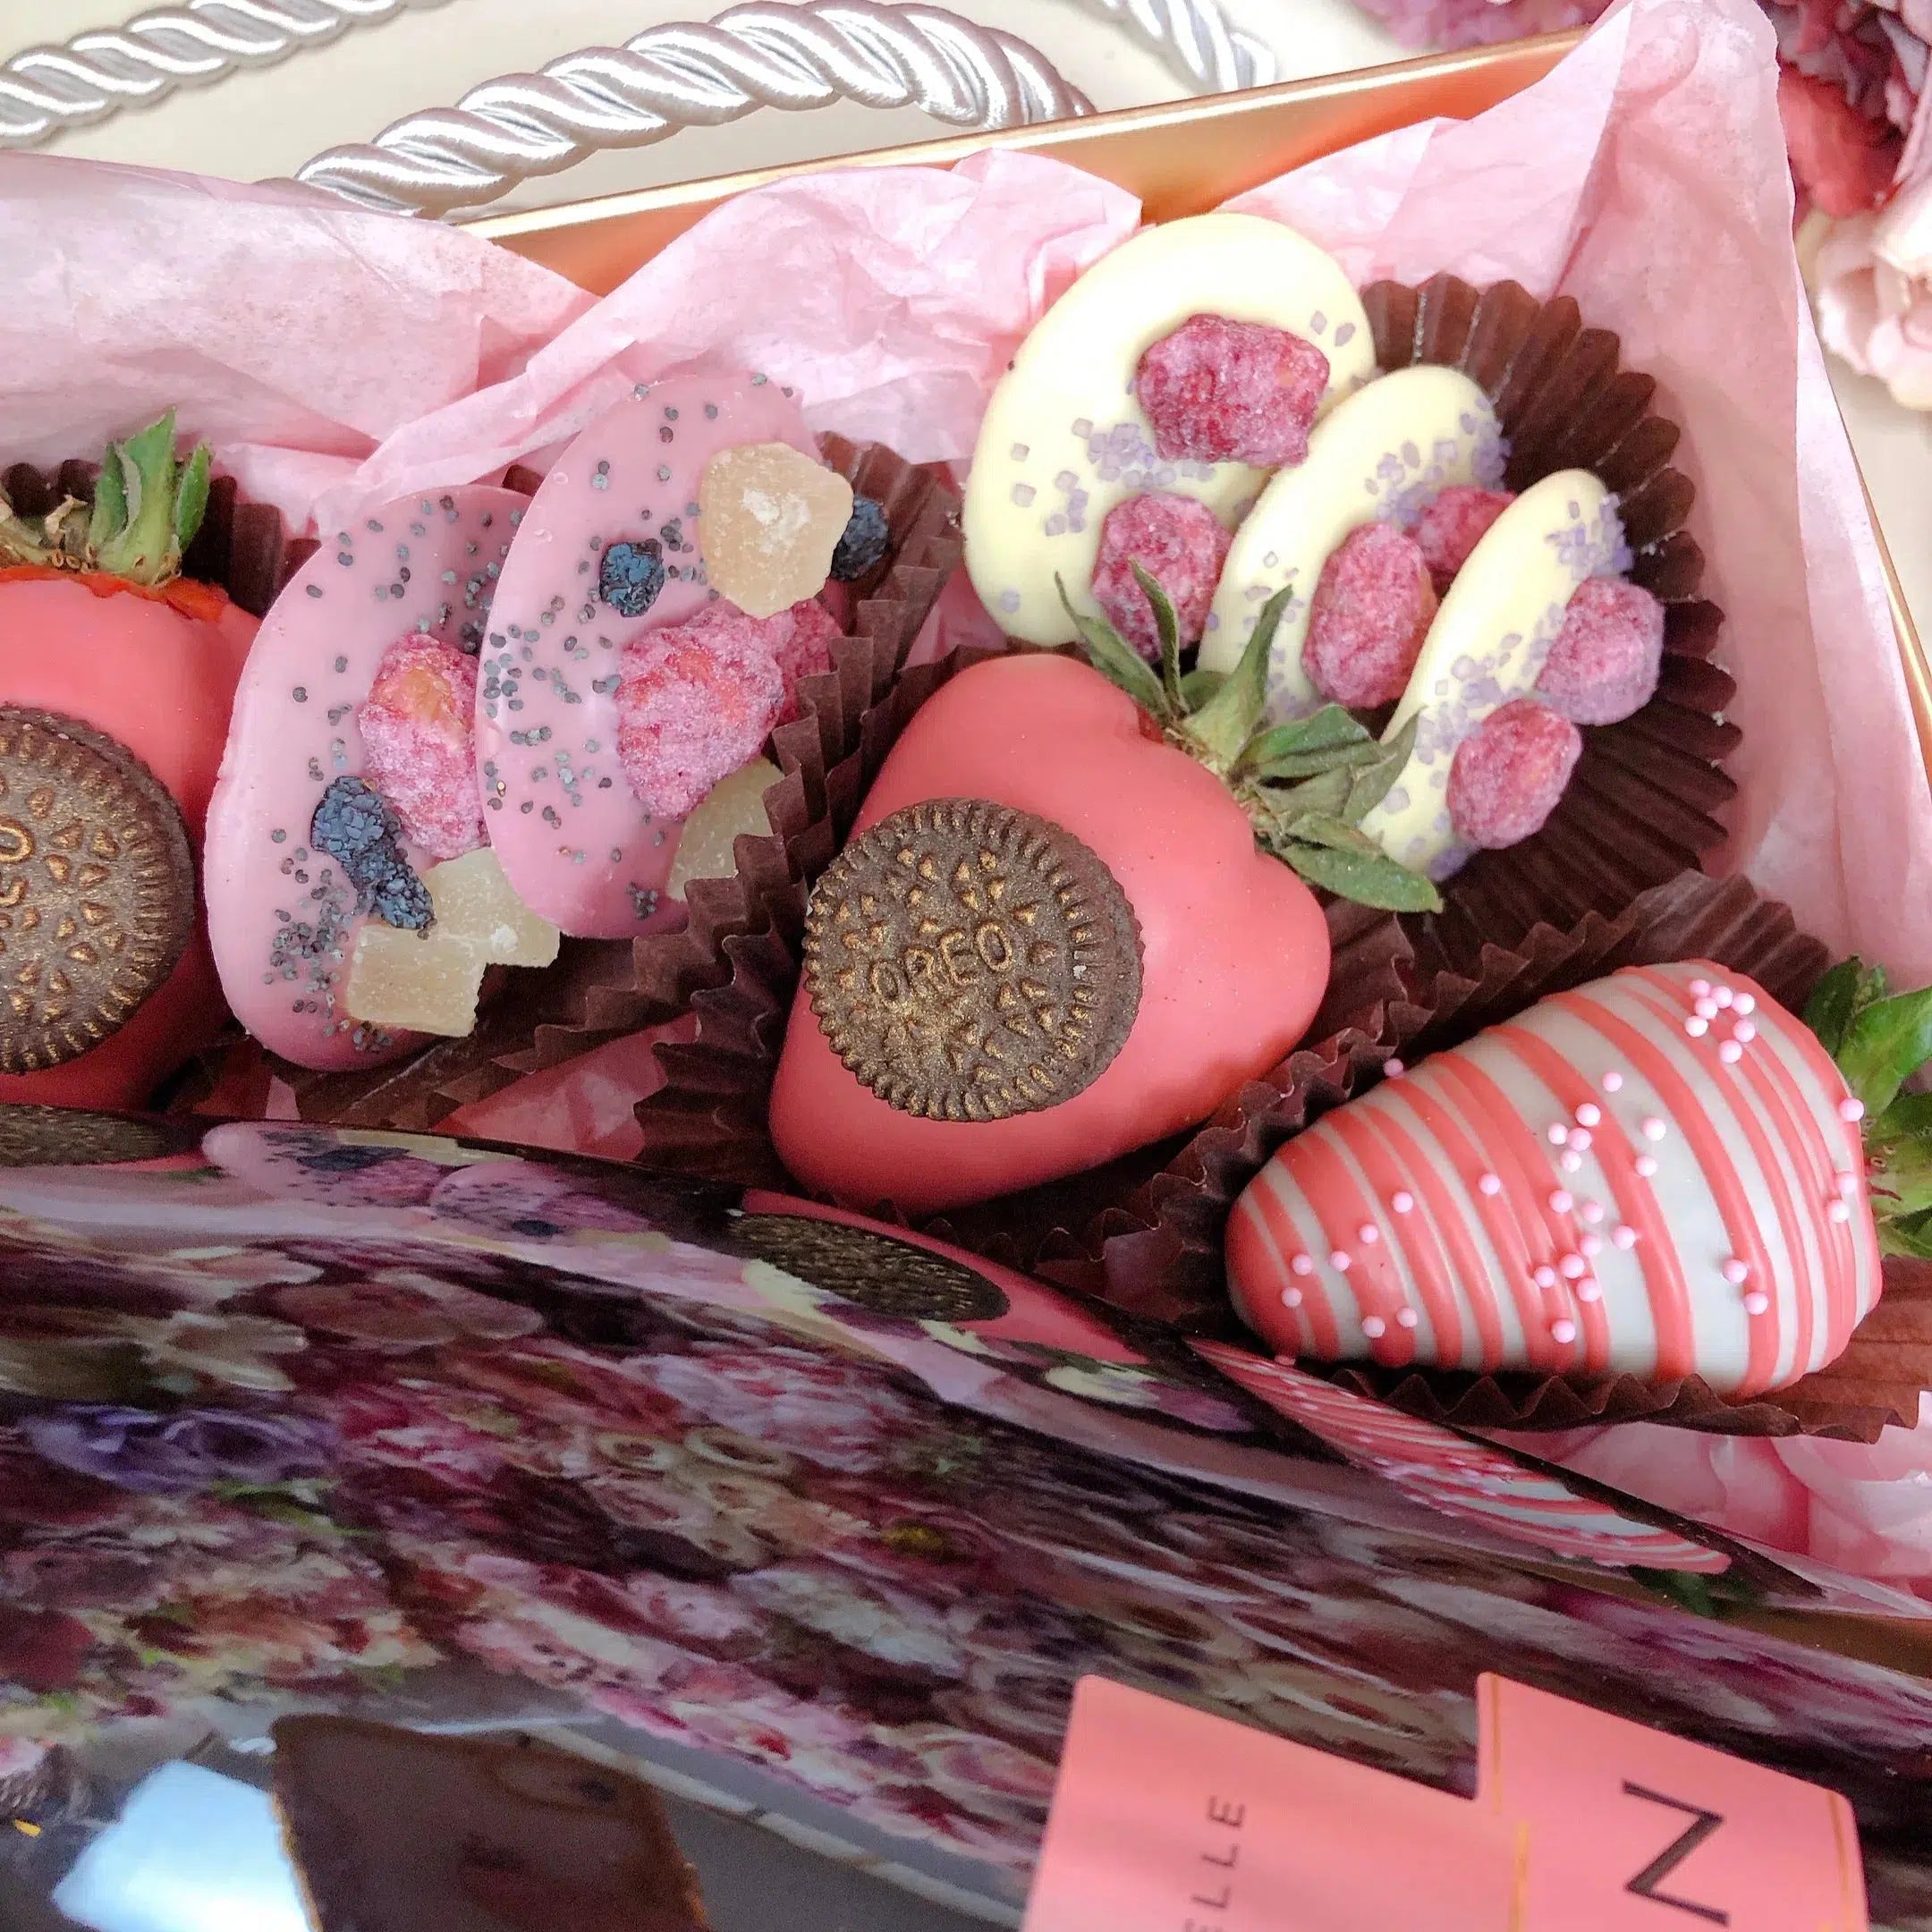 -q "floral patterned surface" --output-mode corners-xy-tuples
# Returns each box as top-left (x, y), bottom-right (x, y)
(3, 1119), (1932, 1918)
